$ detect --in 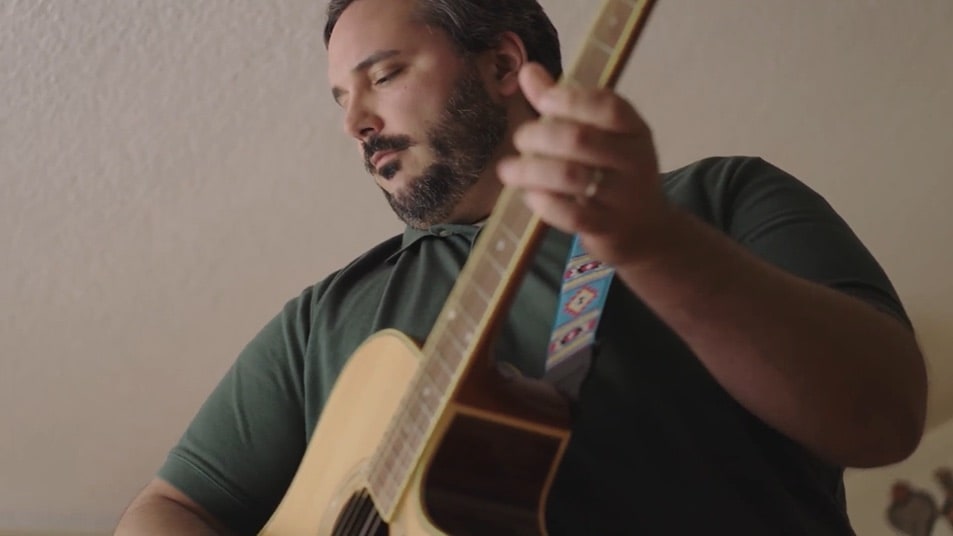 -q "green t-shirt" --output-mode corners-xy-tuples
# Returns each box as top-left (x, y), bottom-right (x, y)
(159, 156), (908, 534)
